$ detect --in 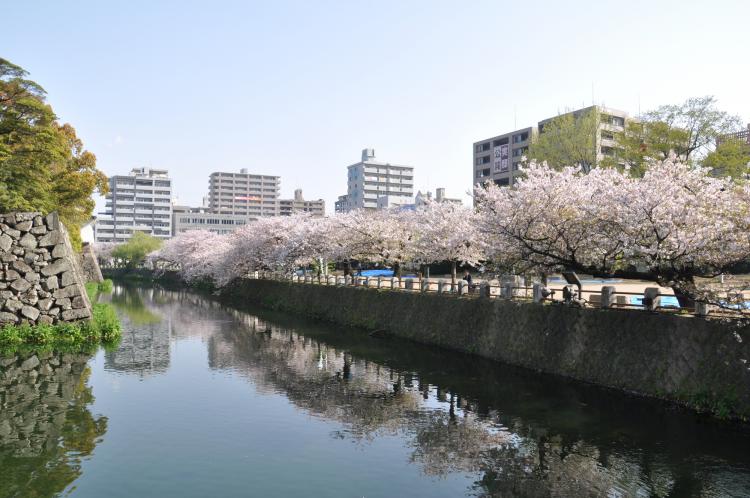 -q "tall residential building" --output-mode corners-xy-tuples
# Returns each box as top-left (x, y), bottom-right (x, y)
(337, 149), (414, 212)
(95, 167), (172, 243)
(208, 169), (280, 218)
(473, 105), (628, 187)
(278, 189), (325, 217)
